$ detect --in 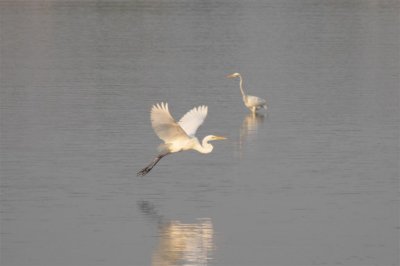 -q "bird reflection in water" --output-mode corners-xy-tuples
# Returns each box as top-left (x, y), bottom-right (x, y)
(138, 201), (214, 266)
(237, 113), (265, 156)
(152, 219), (213, 266)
